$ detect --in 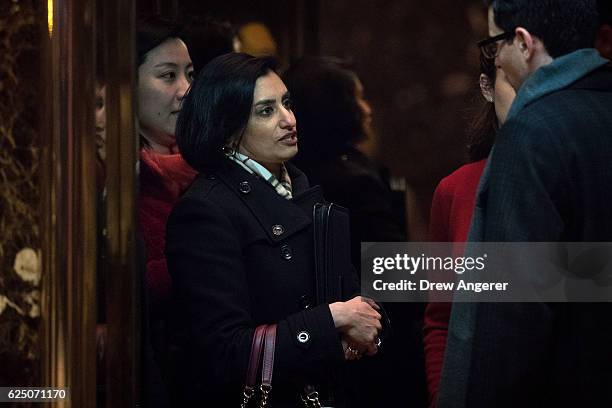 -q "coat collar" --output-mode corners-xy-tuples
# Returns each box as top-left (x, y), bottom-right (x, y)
(507, 48), (608, 121)
(215, 159), (324, 243)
